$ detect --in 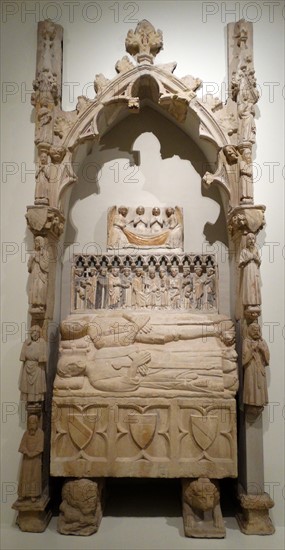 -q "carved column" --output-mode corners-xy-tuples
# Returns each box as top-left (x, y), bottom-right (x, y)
(227, 20), (274, 534)
(12, 21), (64, 532)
